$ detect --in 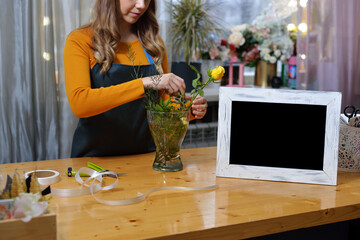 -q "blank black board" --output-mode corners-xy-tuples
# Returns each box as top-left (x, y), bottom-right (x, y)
(229, 101), (327, 170)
